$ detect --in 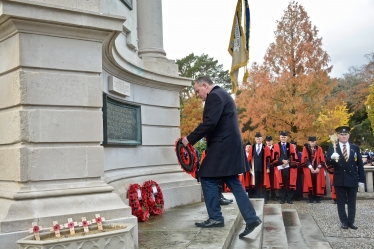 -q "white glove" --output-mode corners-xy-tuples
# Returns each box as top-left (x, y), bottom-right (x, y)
(358, 182), (365, 187)
(308, 165), (312, 169)
(331, 153), (339, 160)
